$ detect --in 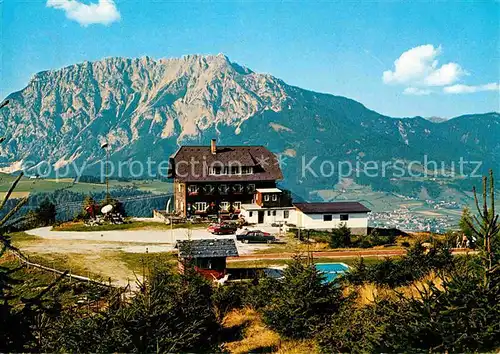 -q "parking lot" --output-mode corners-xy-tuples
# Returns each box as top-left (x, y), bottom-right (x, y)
(25, 225), (283, 254)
